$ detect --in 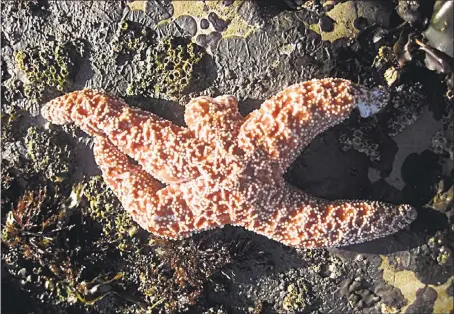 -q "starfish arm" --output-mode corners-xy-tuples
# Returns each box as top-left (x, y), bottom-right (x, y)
(238, 78), (389, 172)
(41, 89), (204, 184)
(239, 185), (417, 249)
(93, 136), (222, 238)
(185, 95), (244, 147)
